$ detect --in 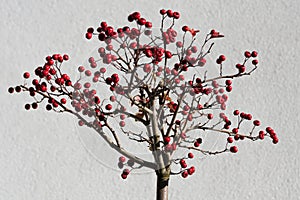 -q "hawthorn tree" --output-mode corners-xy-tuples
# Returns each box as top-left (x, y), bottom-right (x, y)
(8, 9), (279, 200)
